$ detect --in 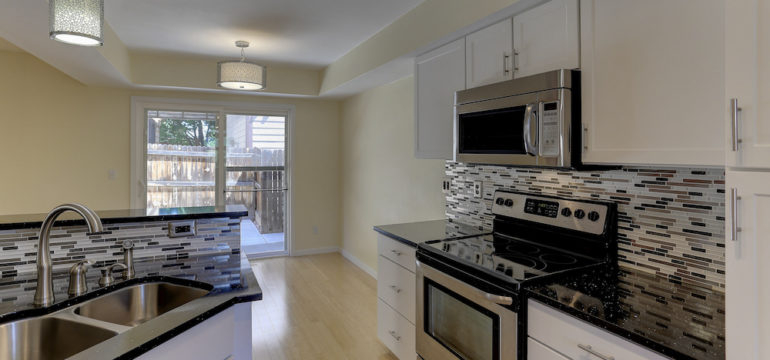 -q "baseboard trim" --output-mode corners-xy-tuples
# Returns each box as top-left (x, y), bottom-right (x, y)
(292, 246), (340, 257)
(341, 249), (377, 279)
